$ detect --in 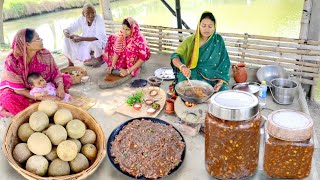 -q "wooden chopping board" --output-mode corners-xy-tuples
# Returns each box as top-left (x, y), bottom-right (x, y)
(116, 87), (166, 118)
